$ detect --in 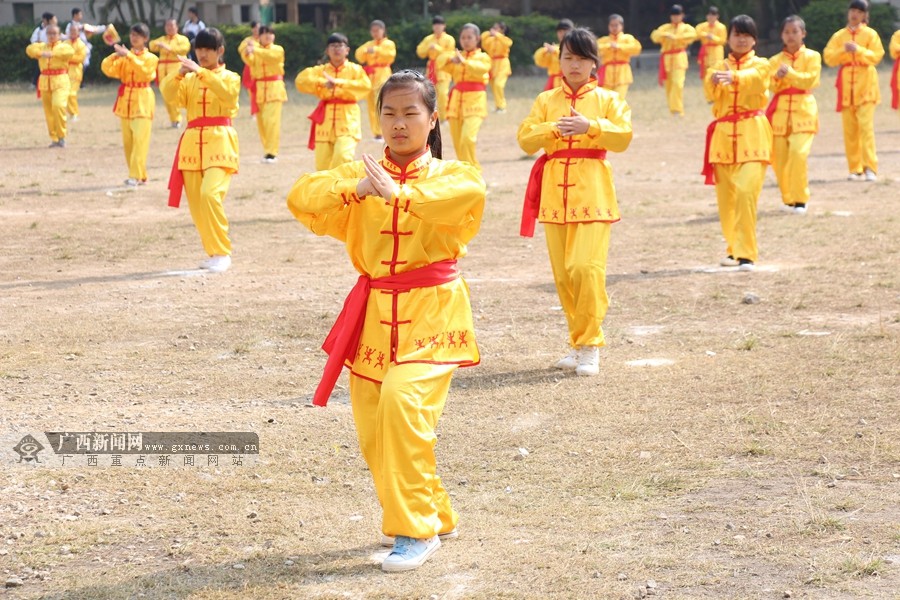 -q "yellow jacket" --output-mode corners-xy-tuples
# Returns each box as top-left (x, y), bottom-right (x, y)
(517, 78), (632, 225)
(768, 46), (821, 136)
(823, 25), (884, 108)
(534, 44), (561, 82)
(650, 22), (697, 72)
(286, 148), (485, 382)
(704, 51), (772, 165)
(241, 43), (287, 104)
(481, 31), (513, 78)
(695, 21), (727, 73)
(161, 65), (240, 174)
(101, 49), (158, 119)
(150, 34), (191, 80)
(65, 38), (88, 84)
(354, 38), (396, 88)
(416, 33), (456, 83)
(596, 33), (641, 87)
(439, 49), (491, 119)
(26, 41), (74, 94)
(295, 60), (371, 143)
